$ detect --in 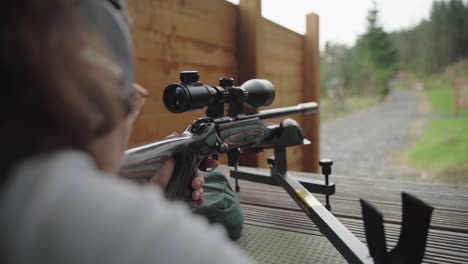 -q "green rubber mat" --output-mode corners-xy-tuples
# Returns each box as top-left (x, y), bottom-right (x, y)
(236, 224), (347, 264)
